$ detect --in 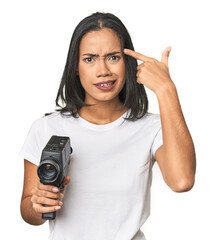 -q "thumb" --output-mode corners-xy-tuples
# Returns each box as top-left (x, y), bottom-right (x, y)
(161, 46), (171, 68)
(60, 176), (71, 194)
(62, 176), (71, 187)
